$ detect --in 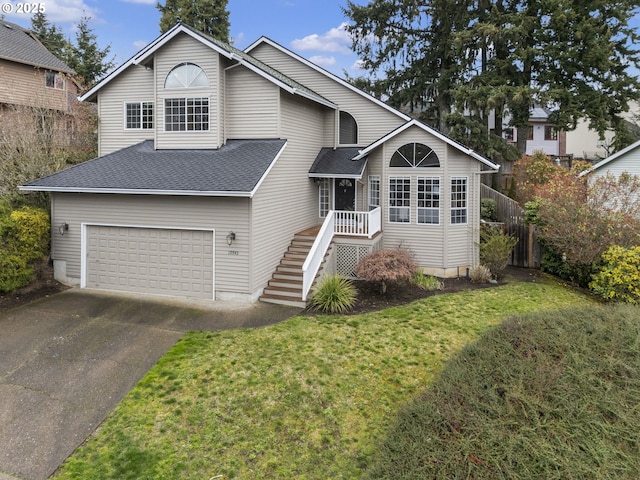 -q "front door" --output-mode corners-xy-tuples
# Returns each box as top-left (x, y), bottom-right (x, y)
(334, 178), (355, 211)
